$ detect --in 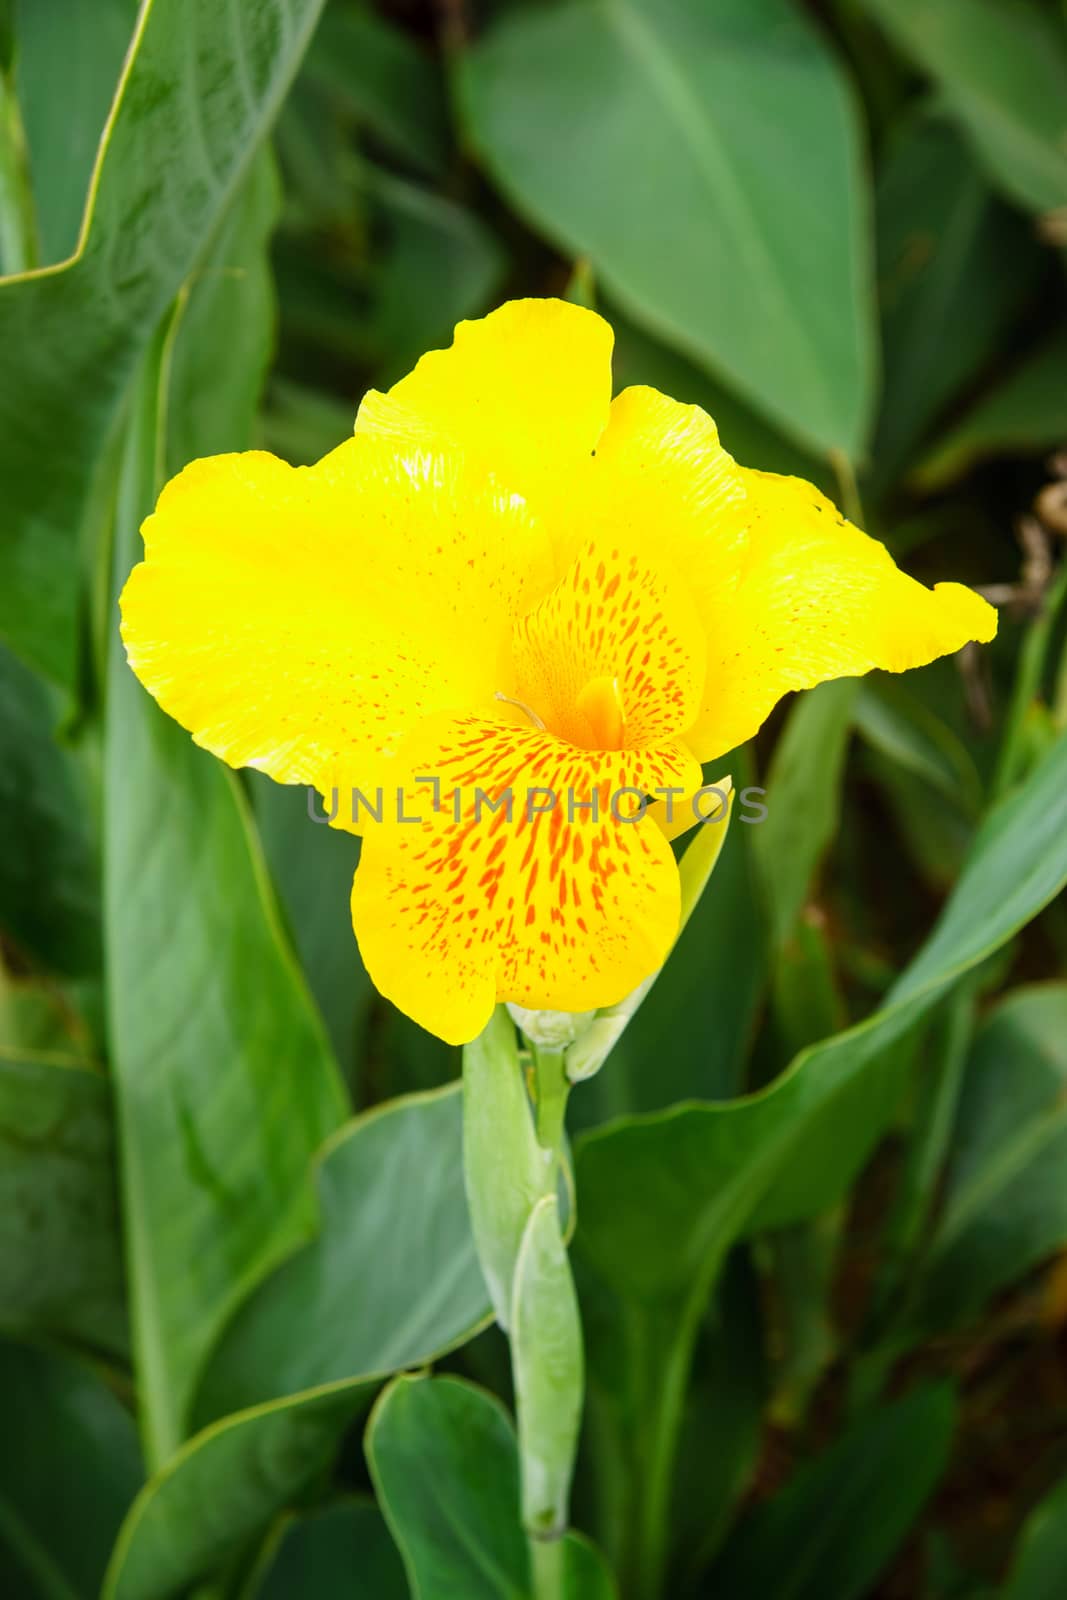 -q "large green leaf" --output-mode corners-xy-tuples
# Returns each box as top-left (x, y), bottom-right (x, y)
(103, 1087), (492, 1600)
(568, 730), (1067, 1597)
(871, 111), (1041, 492)
(861, 0), (1067, 214)
(461, 0), (875, 459)
(275, 163), (505, 390)
(13, 0), (136, 263)
(193, 1084), (490, 1422)
(853, 678), (983, 819)
(1002, 1473), (1067, 1600)
(0, 643), (99, 976)
(0, 1338), (143, 1600)
(575, 728), (1067, 1307)
(886, 984), (1067, 1347)
(302, 0), (448, 176)
(0, 1052), (126, 1358)
(0, 0), (328, 685)
(163, 147), (280, 476)
(610, 309), (830, 488)
(105, 183), (345, 1466)
(916, 324), (1067, 490)
(249, 774), (371, 1083)
(752, 679), (858, 951)
(368, 1375), (529, 1600)
(367, 1375), (618, 1600)
(251, 1500), (406, 1600)
(710, 1383), (956, 1600)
